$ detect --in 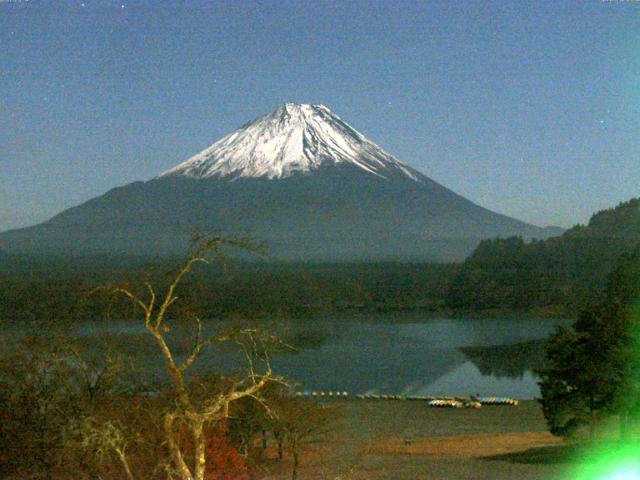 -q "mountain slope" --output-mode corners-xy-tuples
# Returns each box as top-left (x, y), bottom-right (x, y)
(0, 103), (556, 261)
